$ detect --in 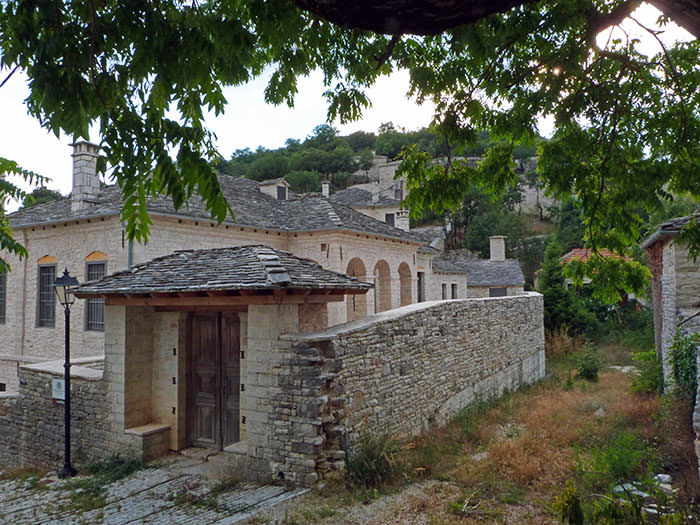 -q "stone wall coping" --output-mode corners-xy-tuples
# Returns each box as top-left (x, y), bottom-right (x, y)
(281, 292), (542, 343)
(20, 355), (105, 381)
(124, 423), (171, 437)
(0, 392), (19, 400)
